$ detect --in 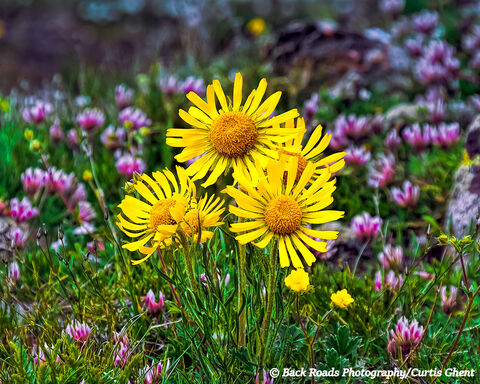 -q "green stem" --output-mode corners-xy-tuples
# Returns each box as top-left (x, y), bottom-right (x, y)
(178, 229), (198, 294)
(352, 240), (369, 277)
(260, 239), (278, 367)
(238, 240), (247, 347)
(296, 295), (315, 384)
